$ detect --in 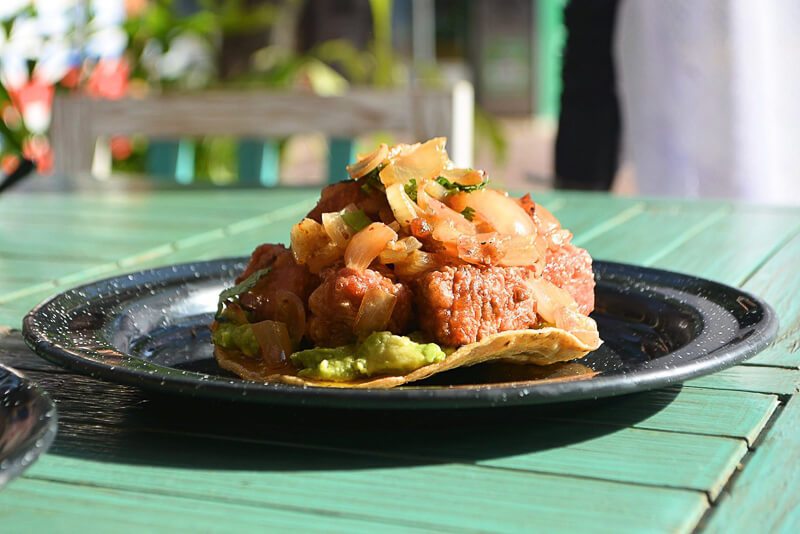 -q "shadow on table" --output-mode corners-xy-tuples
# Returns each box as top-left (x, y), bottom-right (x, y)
(41, 371), (682, 471)
(0, 331), (682, 471)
